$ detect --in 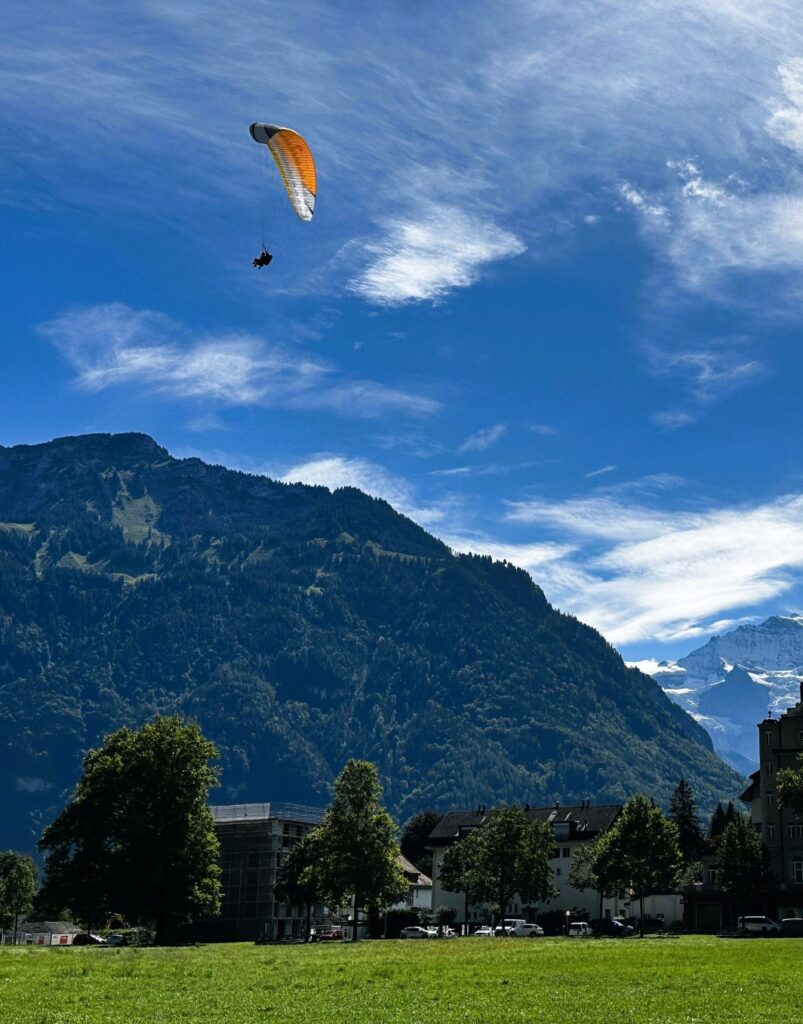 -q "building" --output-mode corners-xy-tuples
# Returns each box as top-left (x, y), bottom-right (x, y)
(683, 681), (803, 931)
(11, 921), (81, 946)
(428, 801), (682, 929)
(397, 854), (433, 912)
(193, 802), (330, 942)
(754, 681), (803, 888)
